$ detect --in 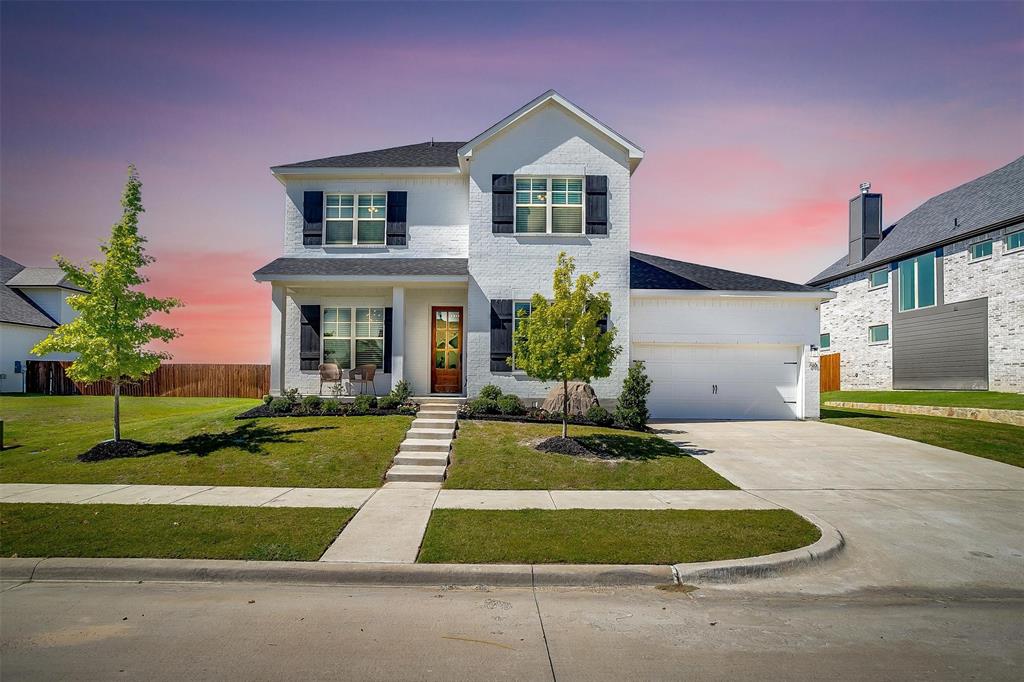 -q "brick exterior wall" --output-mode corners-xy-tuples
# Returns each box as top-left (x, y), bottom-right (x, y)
(464, 102), (631, 402)
(819, 225), (1023, 392)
